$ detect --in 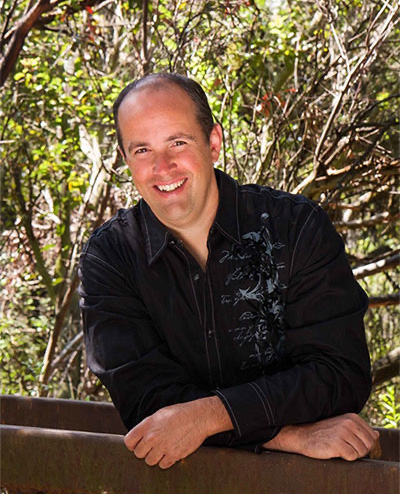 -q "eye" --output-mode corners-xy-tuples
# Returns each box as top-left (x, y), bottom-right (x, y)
(134, 147), (148, 155)
(173, 140), (186, 147)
